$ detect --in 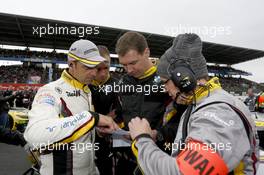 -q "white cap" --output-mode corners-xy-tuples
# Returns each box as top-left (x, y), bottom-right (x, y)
(68, 39), (106, 67)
